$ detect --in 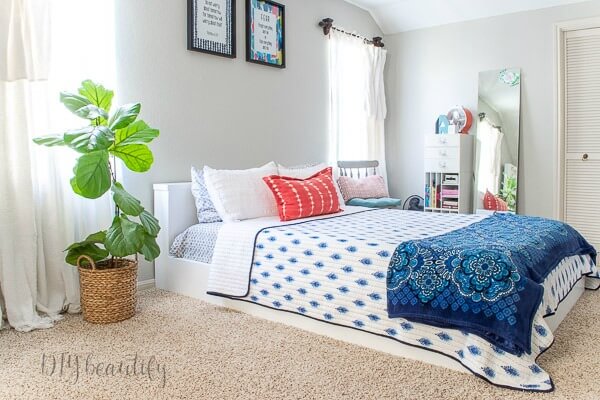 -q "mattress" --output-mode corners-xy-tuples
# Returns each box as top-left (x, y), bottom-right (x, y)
(169, 222), (223, 264)
(206, 209), (599, 392)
